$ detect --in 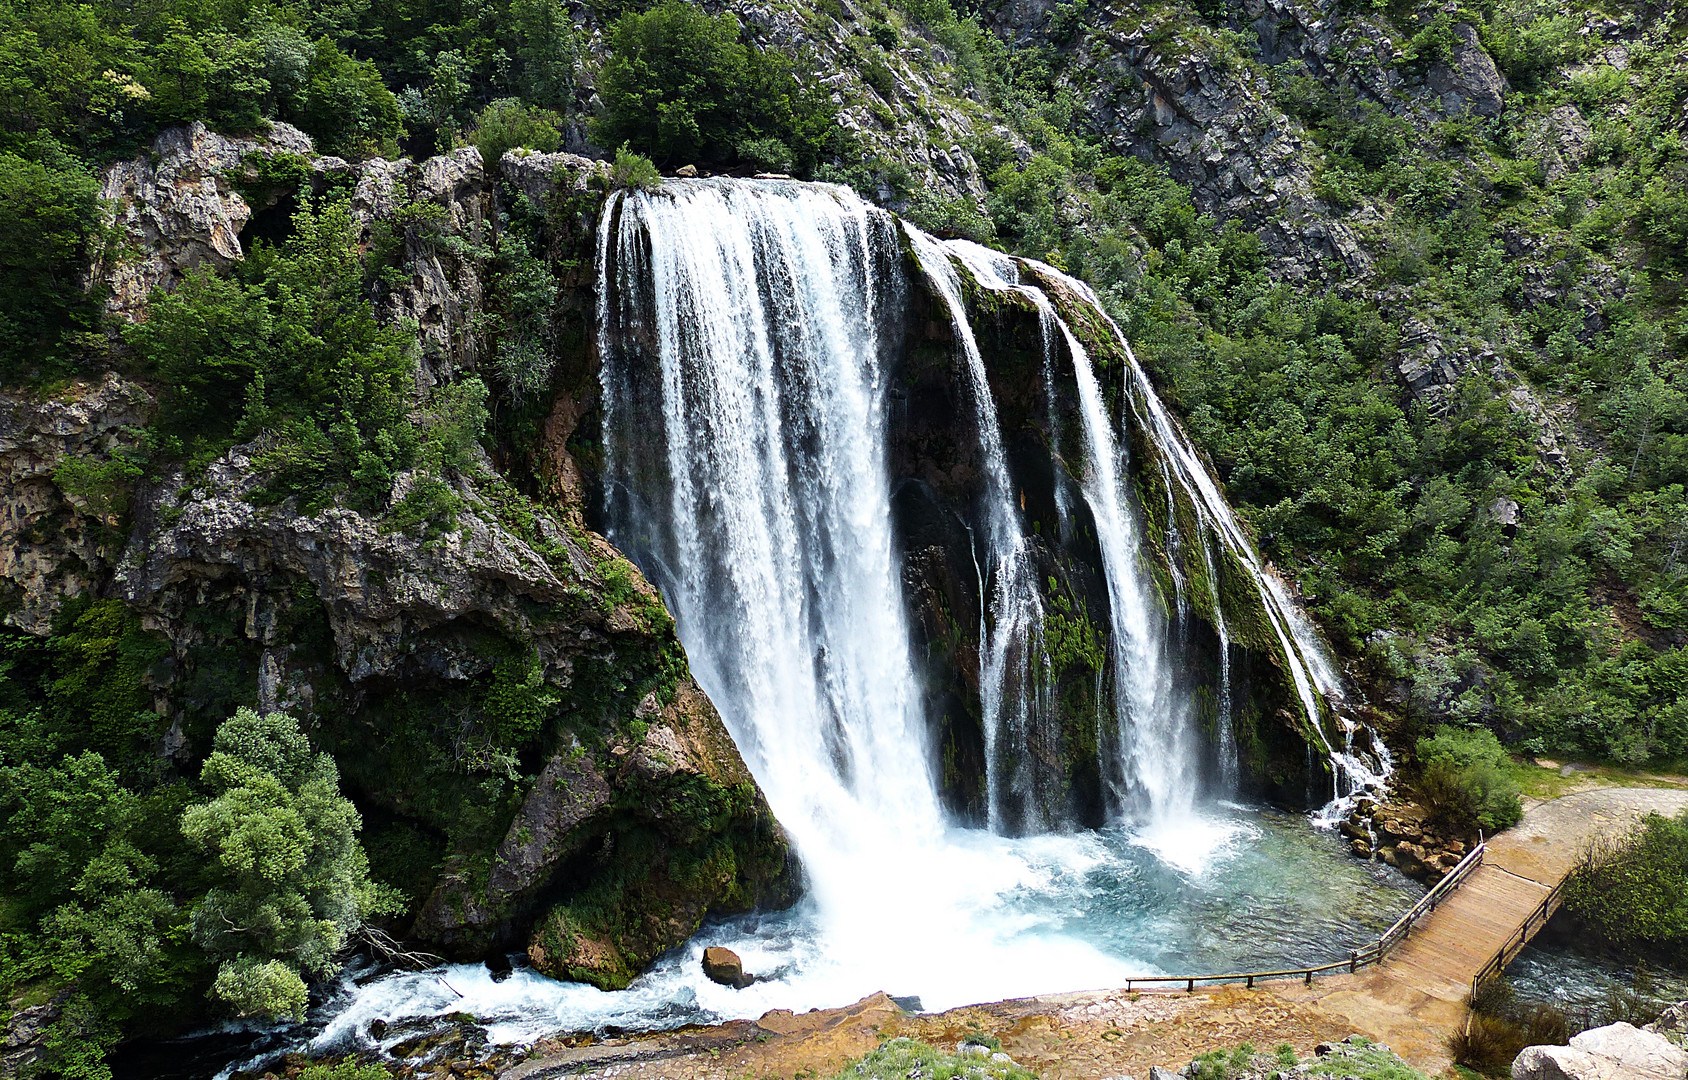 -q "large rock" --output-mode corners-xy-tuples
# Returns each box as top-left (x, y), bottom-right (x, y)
(702, 946), (754, 988)
(99, 121), (314, 318)
(1428, 23), (1510, 118)
(1512, 1022), (1688, 1080)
